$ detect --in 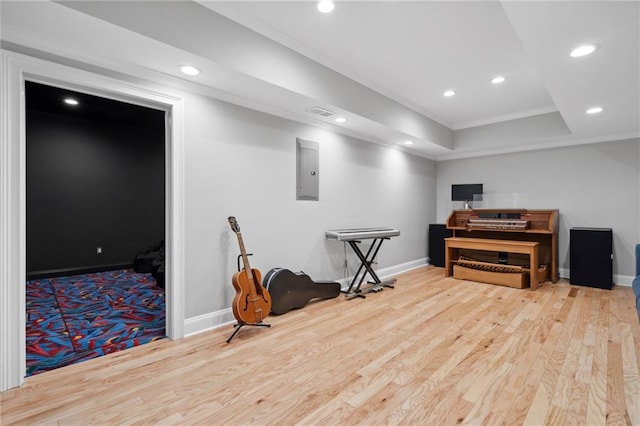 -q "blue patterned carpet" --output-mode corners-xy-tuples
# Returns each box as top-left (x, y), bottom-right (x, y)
(26, 270), (165, 376)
